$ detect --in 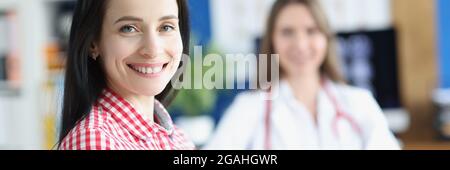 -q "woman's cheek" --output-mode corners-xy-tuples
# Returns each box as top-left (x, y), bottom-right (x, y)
(100, 38), (137, 79)
(113, 37), (140, 57)
(166, 38), (183, 73)
(101, 36), (137, 60)
(313, 36), (328, 66)
(274, 38), (293, 74)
